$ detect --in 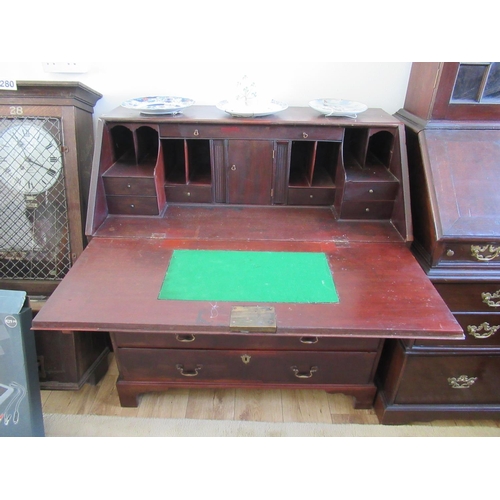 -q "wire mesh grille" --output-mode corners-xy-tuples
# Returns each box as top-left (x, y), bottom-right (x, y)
(0, 116), (71, 280)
